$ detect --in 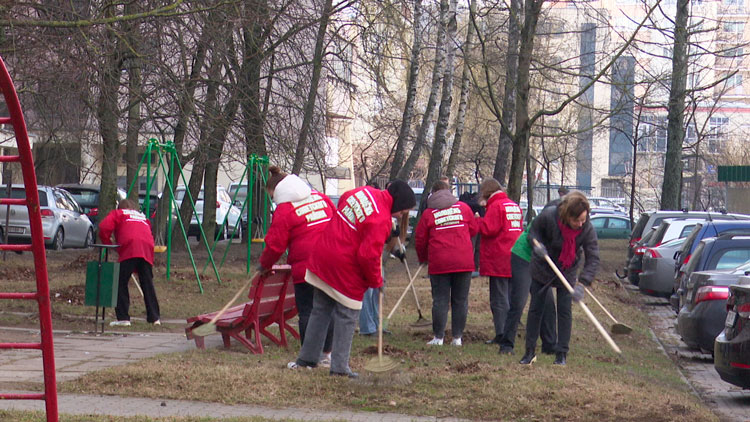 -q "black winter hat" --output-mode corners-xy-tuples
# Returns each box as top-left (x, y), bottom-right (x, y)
(387, 180), (416, 213)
